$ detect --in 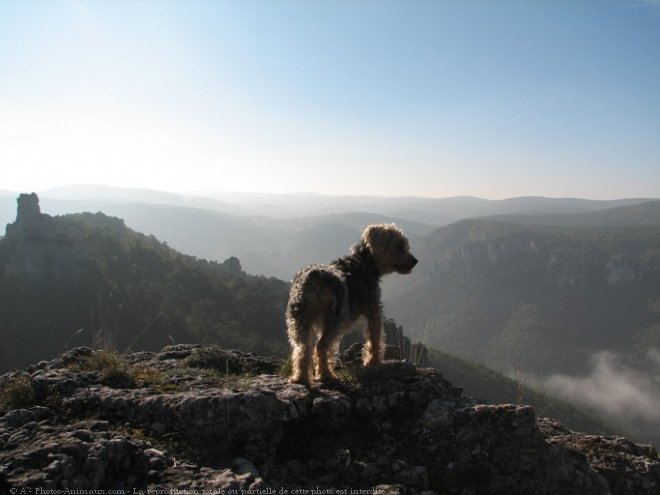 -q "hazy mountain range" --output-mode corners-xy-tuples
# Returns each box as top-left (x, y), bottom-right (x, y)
(2, 185), (660, 443)
(2, 185), (658, 279)
(0, 194), (625, 441)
